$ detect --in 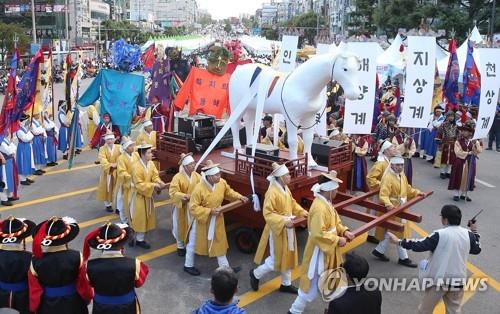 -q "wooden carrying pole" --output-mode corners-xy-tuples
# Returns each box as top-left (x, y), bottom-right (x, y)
(218, 199), (250, 214)
(351, 191), (433, 237)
